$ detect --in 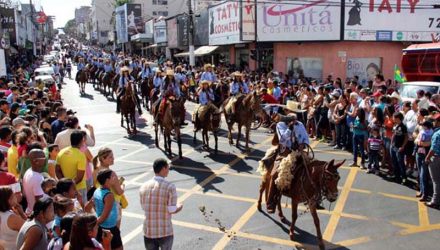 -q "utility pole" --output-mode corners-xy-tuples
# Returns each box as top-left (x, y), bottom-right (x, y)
(30, 0), (36, 56)
(187, 0), (195, 67)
